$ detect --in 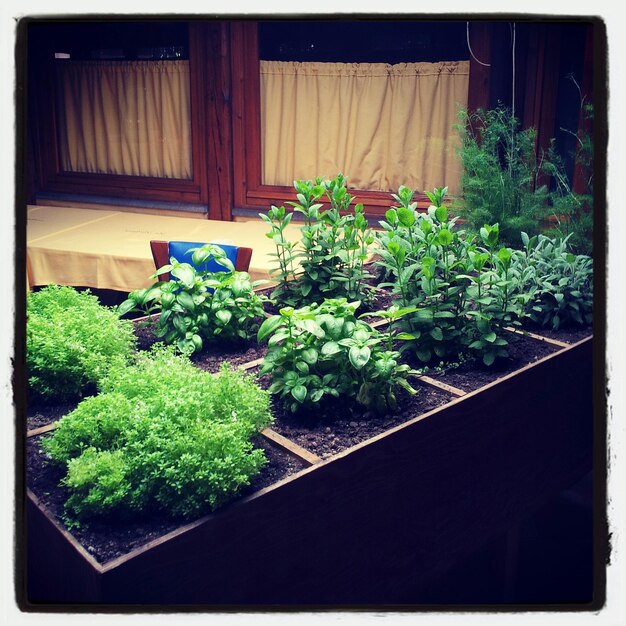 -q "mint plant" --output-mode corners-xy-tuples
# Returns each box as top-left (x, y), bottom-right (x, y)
(27, 285), (136, 401)
(257, 298), (418, 415)
(377, 186), (474, 363)
(460, 224), (523, 365)
(42, 347), (272, 524)
(262, 174), (375, 307)
(118, 244), (268, 355)
(377, 186), (540, 366)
